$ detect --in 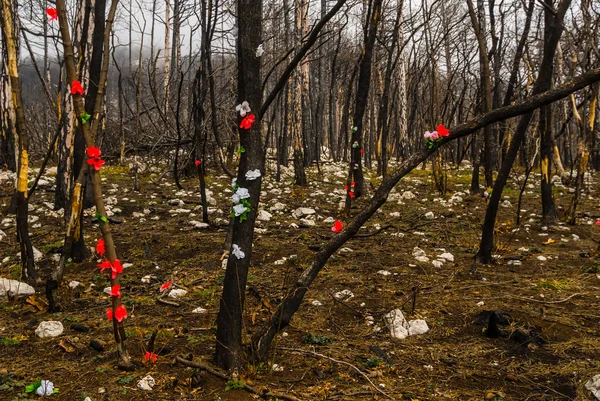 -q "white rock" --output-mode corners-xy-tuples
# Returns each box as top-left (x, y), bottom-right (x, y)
(33, 247), (43, 262)
(289, 223), (299, 229)
(415, 256), (430, 263)
(271, 363), (284, 372)
(412, 247), (426, 257)
(323, 217), (335, 223)
(103, 287), (112, 295)
(0, 229), (6, 242)
(333, 289), (354, 301)
(257, 210), (272, 221)
(168, 289), (187, 299)
(537, 255), (547, 261)
(35, 321), (64, 338)
(84, 397), (93, 401)
(377, 270), (391, 276)
(68, 281), (81, 289)
(293, 207), (316, 218)
(407, 319), (429, 336)
(270, 202), (286, 212)
(168, 199), (185, 207)
(299, 218), (315, 227)
(424, 211), (434, 219)
(402, 191), (416, 199)
(141, 275), (155, 283)
(311, 300), (323, 306)
(137, 375), (156, 391)
(383, 309), (409, 339)
(192, 307), (207, 314)
(0, 278), (35, 298)
(477, 301), (485, 306)
(339, 247), (354, 253)
(432, 260), (443, 268)
(438, 252), (454, 262)
(585, 375), (600, 400)
(190, 220), (209, 229)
